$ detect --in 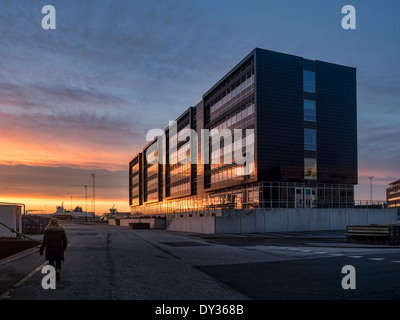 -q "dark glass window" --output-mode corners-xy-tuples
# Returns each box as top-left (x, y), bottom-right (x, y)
(304, 129), (317, 151)
(304, 71), (316, 93)
(304, 99), (316, 121)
